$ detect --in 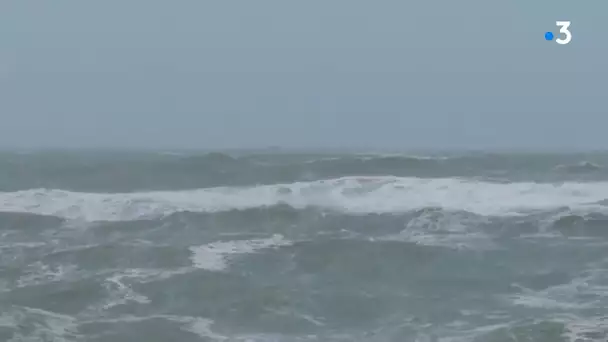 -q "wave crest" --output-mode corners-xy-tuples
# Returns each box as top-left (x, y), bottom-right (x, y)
(1, 176), (608, 222)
